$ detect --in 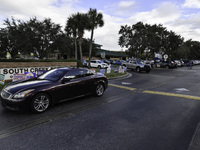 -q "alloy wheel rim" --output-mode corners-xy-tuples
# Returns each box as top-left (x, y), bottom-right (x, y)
(97, 84), (104, 96)
(34, 95), (50, 112)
